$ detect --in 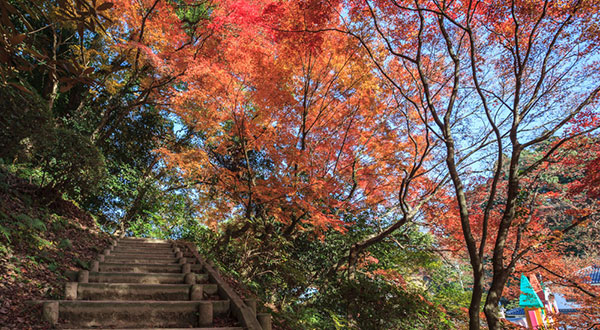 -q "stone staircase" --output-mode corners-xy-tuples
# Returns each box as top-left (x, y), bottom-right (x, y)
(38, 237), (270, 329)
